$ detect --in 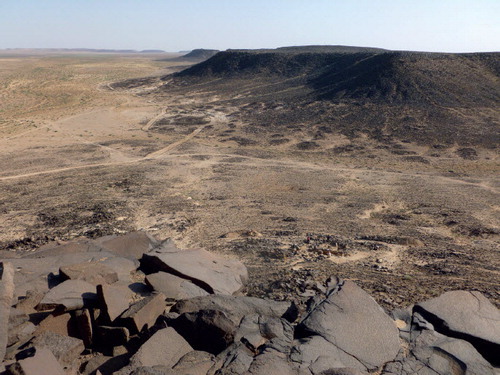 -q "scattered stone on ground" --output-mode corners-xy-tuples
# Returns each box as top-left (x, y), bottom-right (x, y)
(0, 231), (498, 375)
